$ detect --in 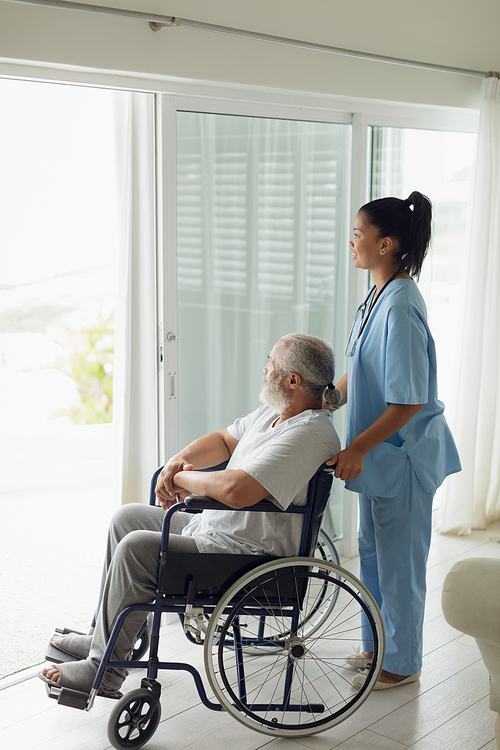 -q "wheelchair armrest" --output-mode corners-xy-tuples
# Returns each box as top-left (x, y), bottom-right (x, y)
(149, 462), (230, 506)
(184, 495), (284, 512)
